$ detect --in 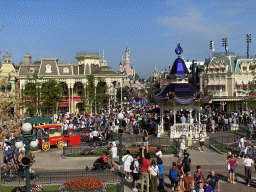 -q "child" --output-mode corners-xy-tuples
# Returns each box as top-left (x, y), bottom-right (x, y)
(203, 179), (213, 192)
(199, 183), (204, 192)
(176, 185), (183, 192)
(189, 182), (196, 192)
